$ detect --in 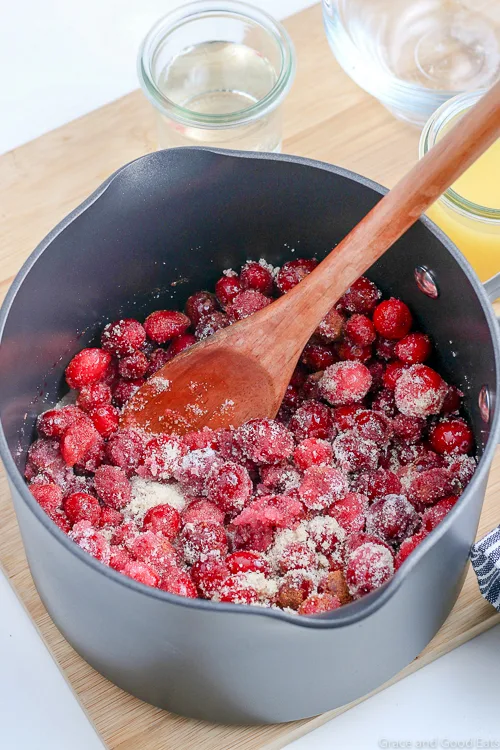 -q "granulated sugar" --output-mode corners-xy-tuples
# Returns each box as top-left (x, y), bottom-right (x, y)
(124, 477), (186, 525)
